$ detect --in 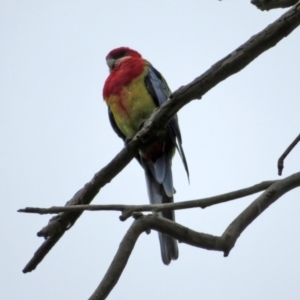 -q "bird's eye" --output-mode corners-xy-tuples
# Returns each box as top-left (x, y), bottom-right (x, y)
(119, 50), (126, 57)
